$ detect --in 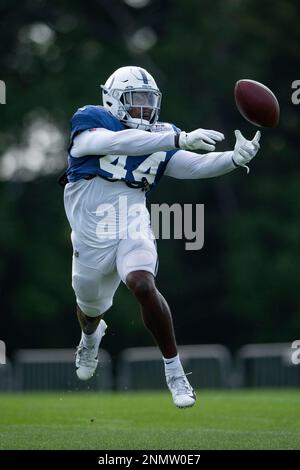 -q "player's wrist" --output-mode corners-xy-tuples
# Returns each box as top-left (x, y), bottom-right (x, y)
(178, 131), (189, 149)
(174, 132), (181, 149)
(232, 153), (248, 167)
(232, 152), (251, 174)
(231, 156), (240, 168)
